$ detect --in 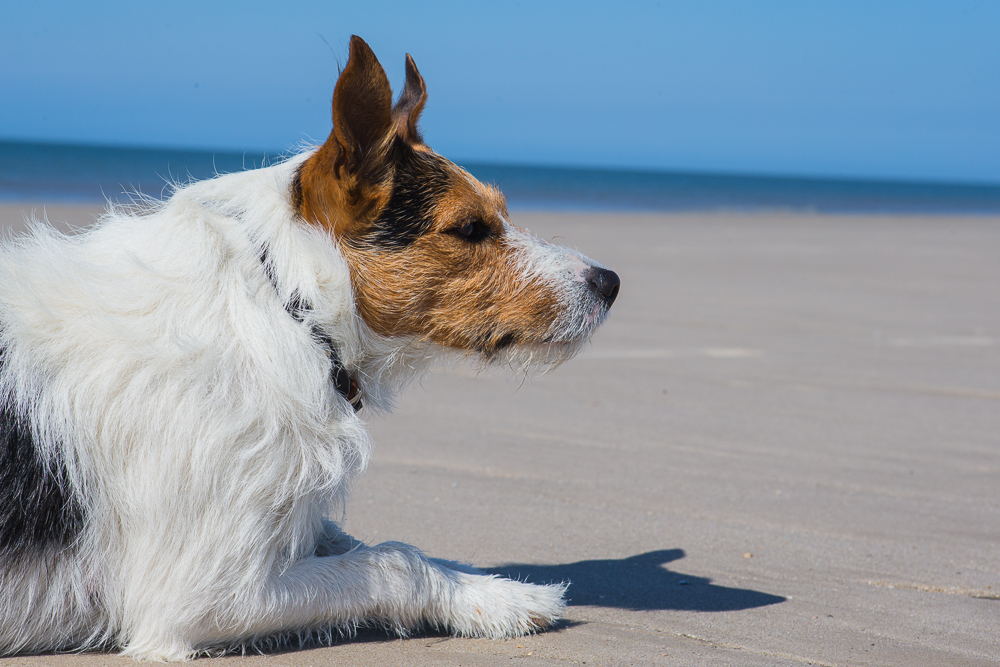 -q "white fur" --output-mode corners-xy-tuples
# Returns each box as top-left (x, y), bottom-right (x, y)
(0, 152), (576, 660)
(504, 221), (610, 346)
